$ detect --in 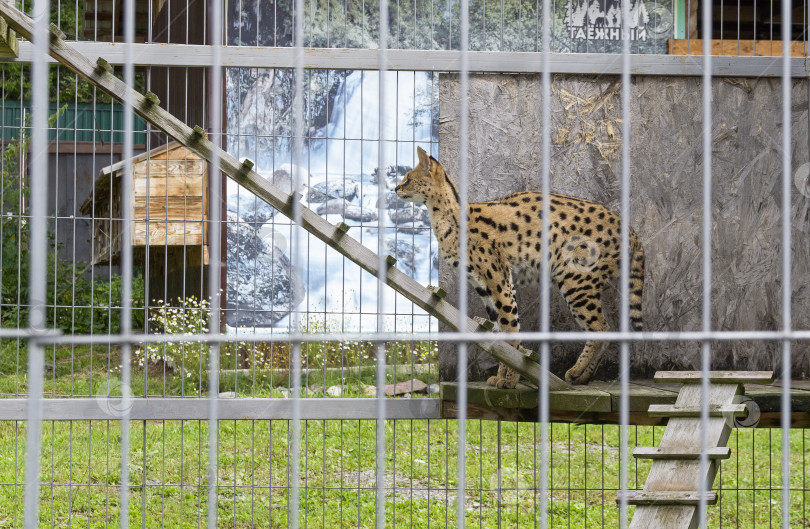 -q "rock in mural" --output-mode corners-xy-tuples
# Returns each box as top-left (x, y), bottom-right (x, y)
(316, 200), (378, 222)
(385, 239), (420, 276)
(308, 181), (359, 203)
(225, 211), (305, 327)
(389, 206), (430, 226)
(227, 194), (277, 225)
